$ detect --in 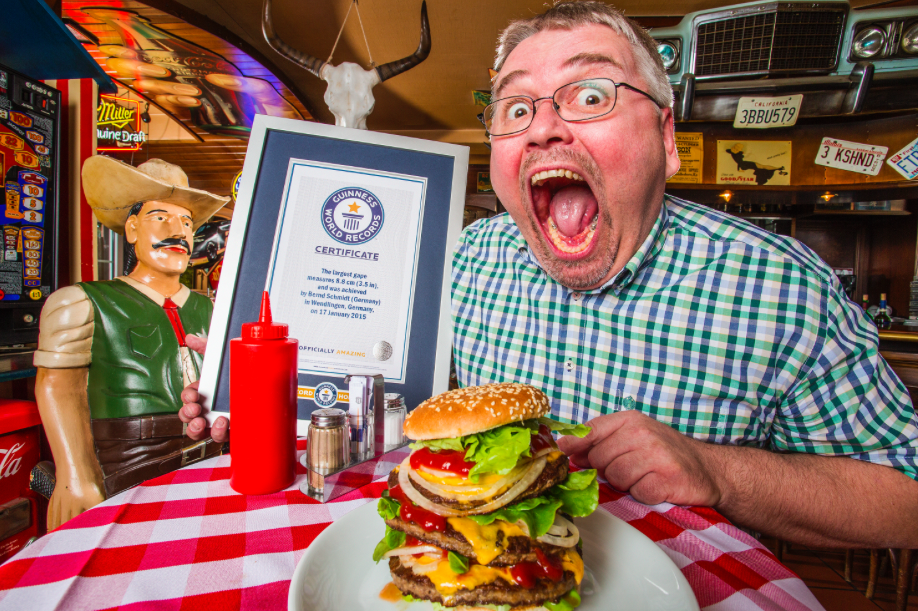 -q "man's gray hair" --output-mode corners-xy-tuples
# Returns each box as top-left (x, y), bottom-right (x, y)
(493, 1), (673, 109)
